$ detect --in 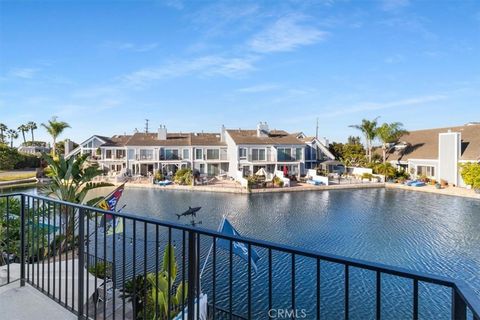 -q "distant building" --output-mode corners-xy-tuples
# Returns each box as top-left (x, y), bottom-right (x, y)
(18, 143), (50, 156)
(66, 122), (335, 181)
(386, 122), (480, 187)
